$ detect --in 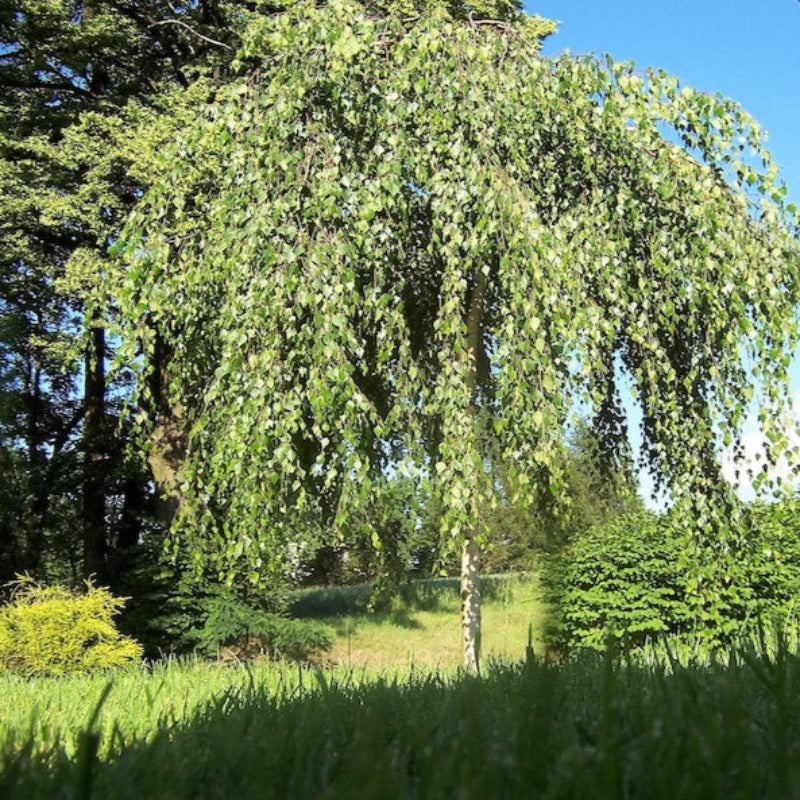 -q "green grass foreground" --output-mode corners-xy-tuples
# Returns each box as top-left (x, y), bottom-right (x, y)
(3, 645), (800, 799)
